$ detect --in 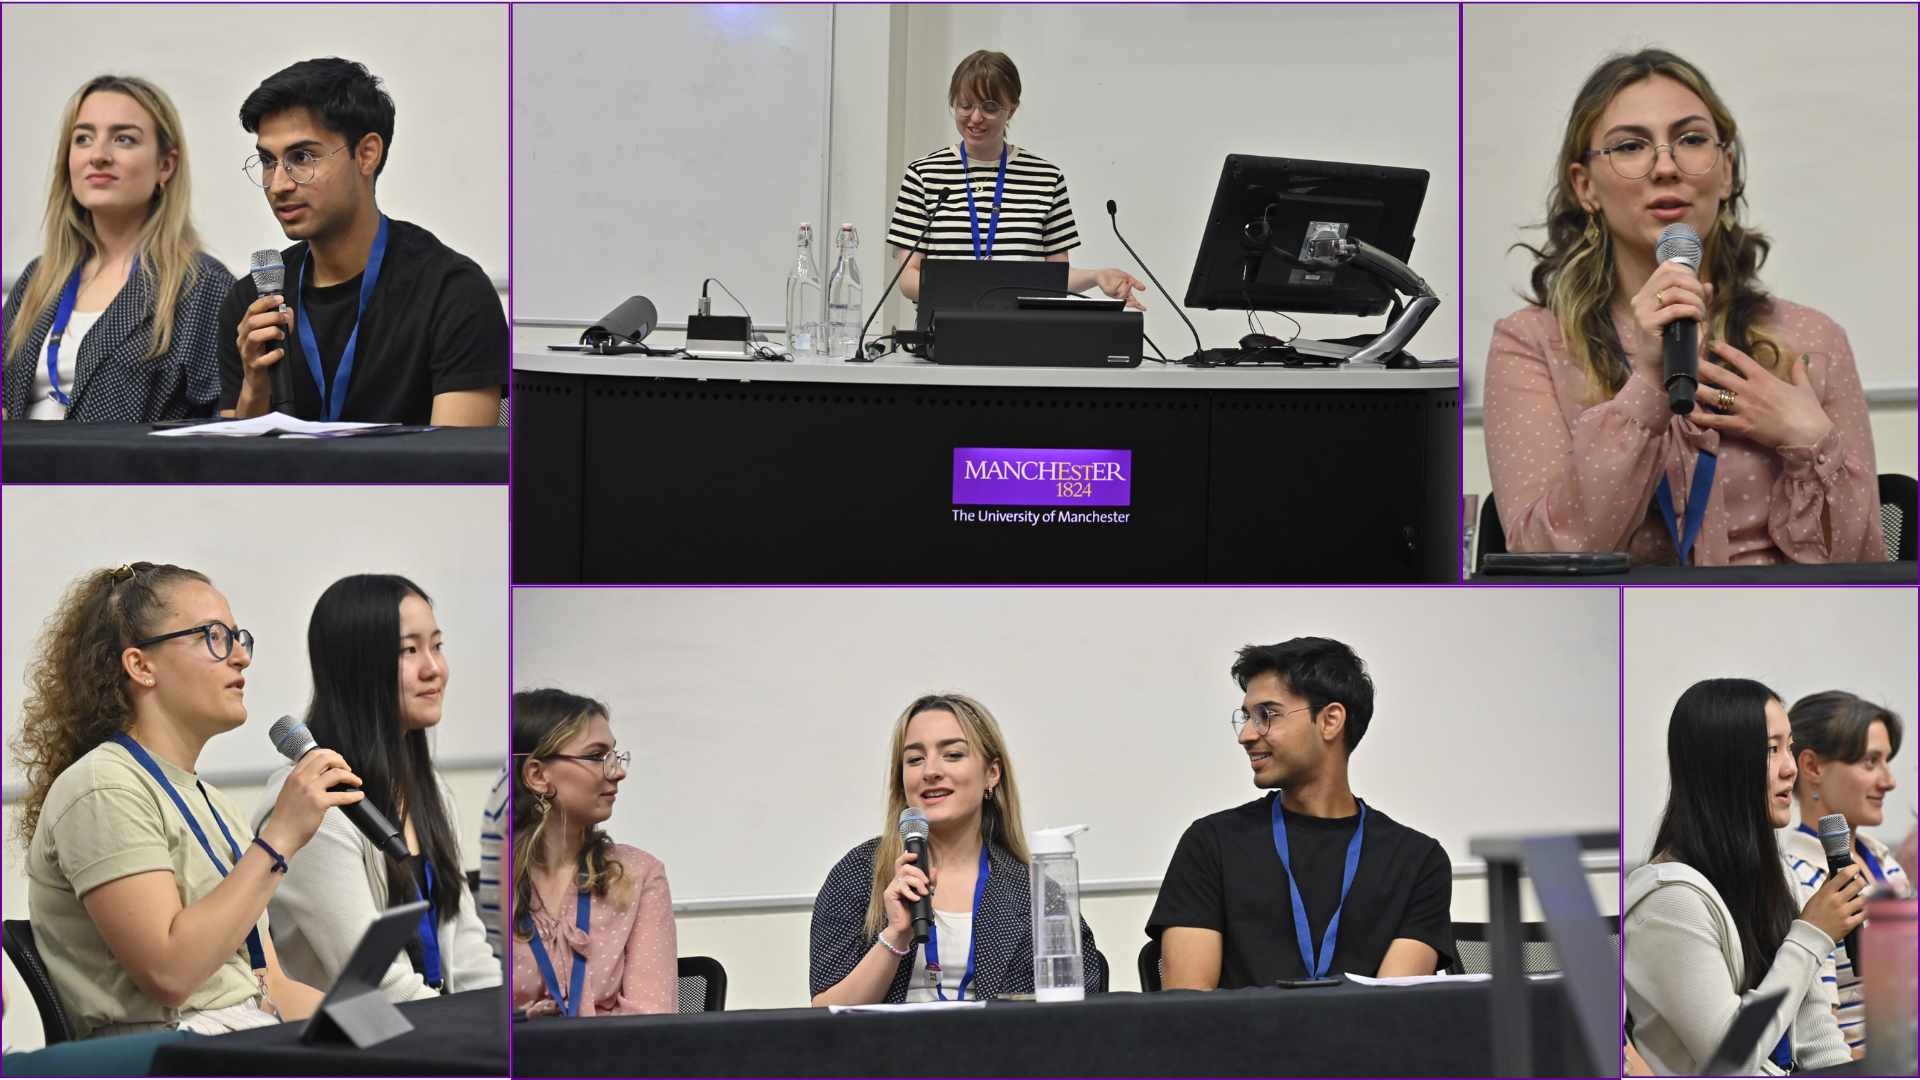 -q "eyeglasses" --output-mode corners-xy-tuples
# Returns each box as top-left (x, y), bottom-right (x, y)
(242, 144), (348, 188)
(1583, 131), (1728, 181)
(952, 100), (1006, 120)
(543, 750), (632, 779)
(133, 621), (254, 661)
(1230, 702), (1312, 737)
